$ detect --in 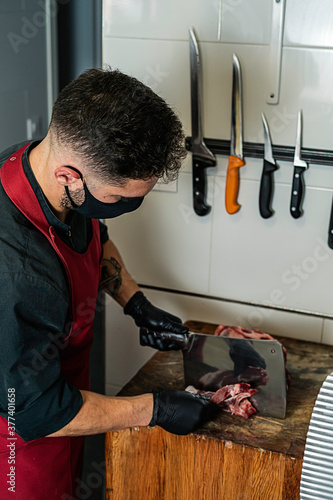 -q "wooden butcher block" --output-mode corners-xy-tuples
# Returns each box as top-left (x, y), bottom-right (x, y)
(105, 320), (333, 500)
